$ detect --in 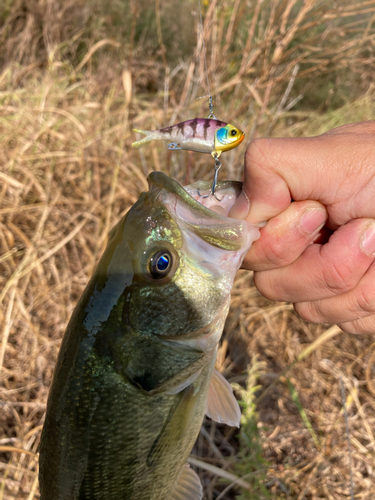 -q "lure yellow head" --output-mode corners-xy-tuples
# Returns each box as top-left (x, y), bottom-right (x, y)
(214, 124), (244, 156)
